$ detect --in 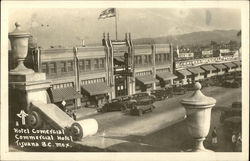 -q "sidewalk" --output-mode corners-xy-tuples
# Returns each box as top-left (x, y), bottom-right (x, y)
(74, 107), (98, 120)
